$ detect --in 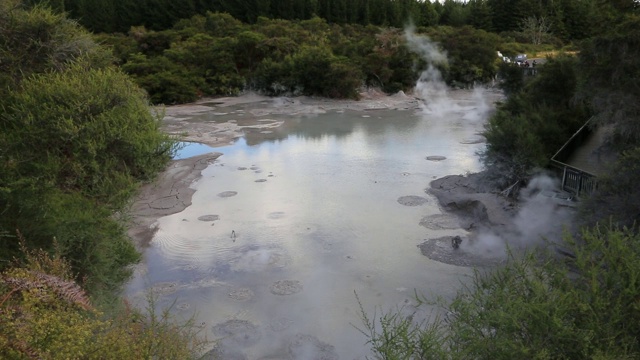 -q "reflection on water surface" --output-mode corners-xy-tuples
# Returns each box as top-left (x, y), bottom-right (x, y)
(129, 90), (501, 359)
(174, 142), (218, 160)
